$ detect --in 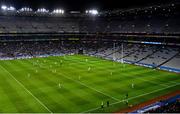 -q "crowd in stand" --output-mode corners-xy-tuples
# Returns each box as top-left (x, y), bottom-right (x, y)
(0, 3), (180, 34)
(0, 41), (76, 59)
(146, 99), (180, 113)
(0, 41), (179, 71)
